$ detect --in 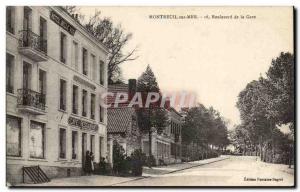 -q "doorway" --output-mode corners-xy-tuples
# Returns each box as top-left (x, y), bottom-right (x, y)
(82, 133), (87, 170)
